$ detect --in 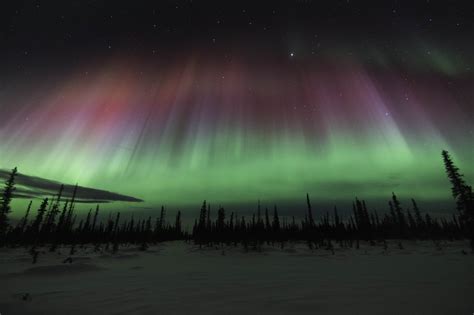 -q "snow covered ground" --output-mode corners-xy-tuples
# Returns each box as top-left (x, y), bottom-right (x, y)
(1, 240), (473, 315)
